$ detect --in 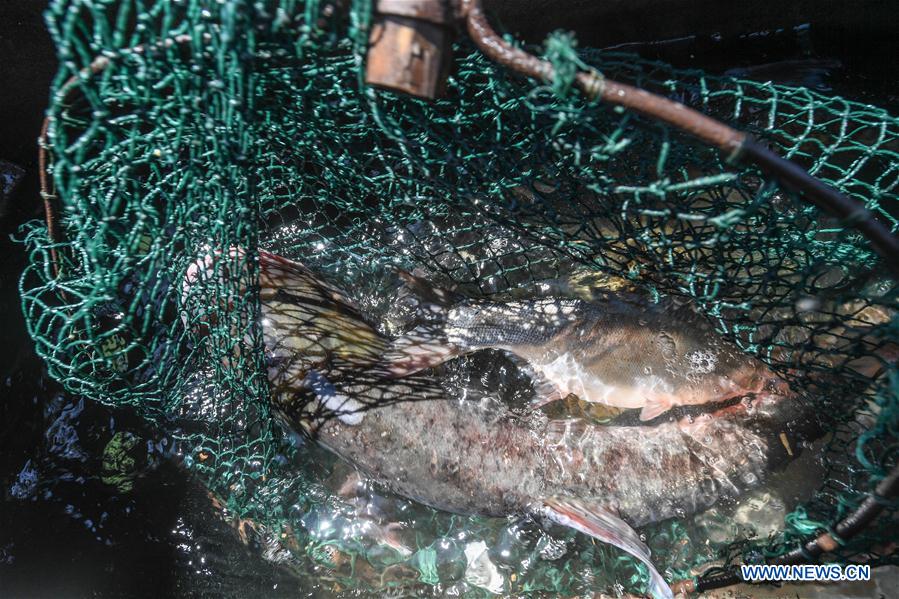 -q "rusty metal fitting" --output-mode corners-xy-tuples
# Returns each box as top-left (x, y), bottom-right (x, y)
(364, 0), (460, 98)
